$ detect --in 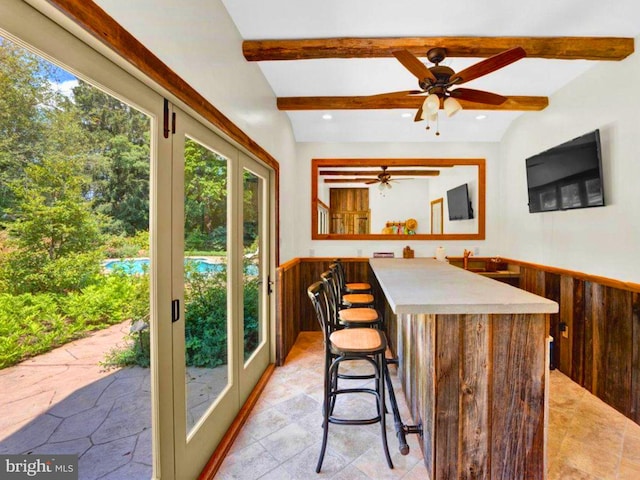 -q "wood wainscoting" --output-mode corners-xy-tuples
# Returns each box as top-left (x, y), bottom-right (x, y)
(505, 258), (640, 425)
(275, 257), (370, 364)
(276, 256), (640, 428)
